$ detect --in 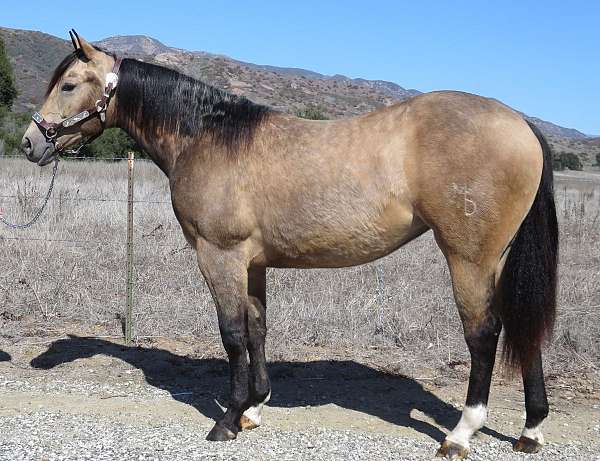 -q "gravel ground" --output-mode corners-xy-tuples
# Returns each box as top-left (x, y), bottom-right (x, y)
(1, 410), (597, 461)
(1, 337), (599, 461)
